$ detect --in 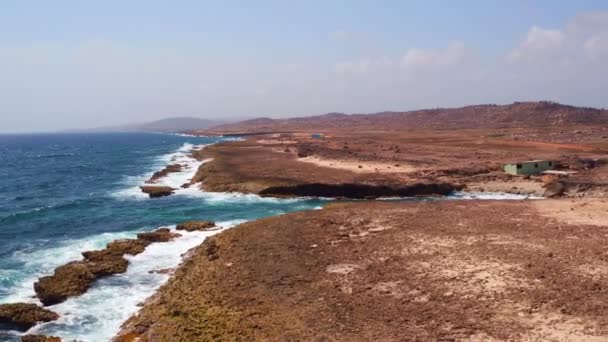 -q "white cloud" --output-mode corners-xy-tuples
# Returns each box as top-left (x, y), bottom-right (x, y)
(401, 41), (468, 71)
(507, 26), (565, 63)
(584, 34), (608, 60)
